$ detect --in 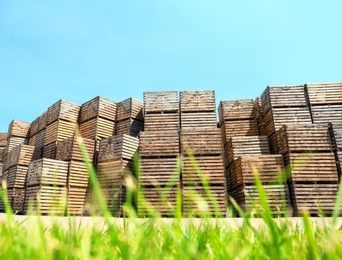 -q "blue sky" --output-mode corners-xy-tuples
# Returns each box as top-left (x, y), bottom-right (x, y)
(1, 1), (341, 132)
